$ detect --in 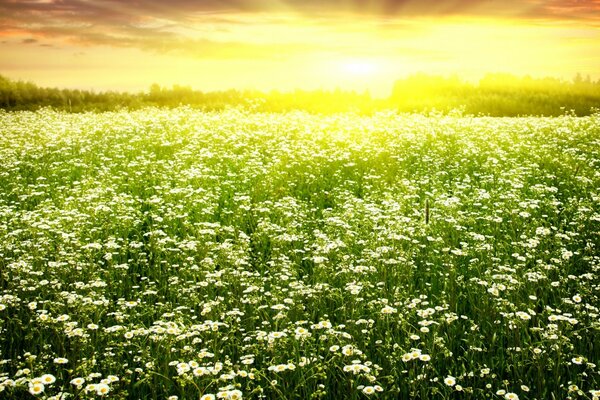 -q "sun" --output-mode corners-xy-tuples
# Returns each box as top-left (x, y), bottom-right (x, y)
(340, 59), (380, 76)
